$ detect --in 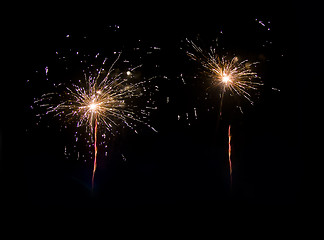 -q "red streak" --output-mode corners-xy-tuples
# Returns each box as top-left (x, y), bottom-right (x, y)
(228, 125), (232, 189)
(92, 117), (98, 190)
